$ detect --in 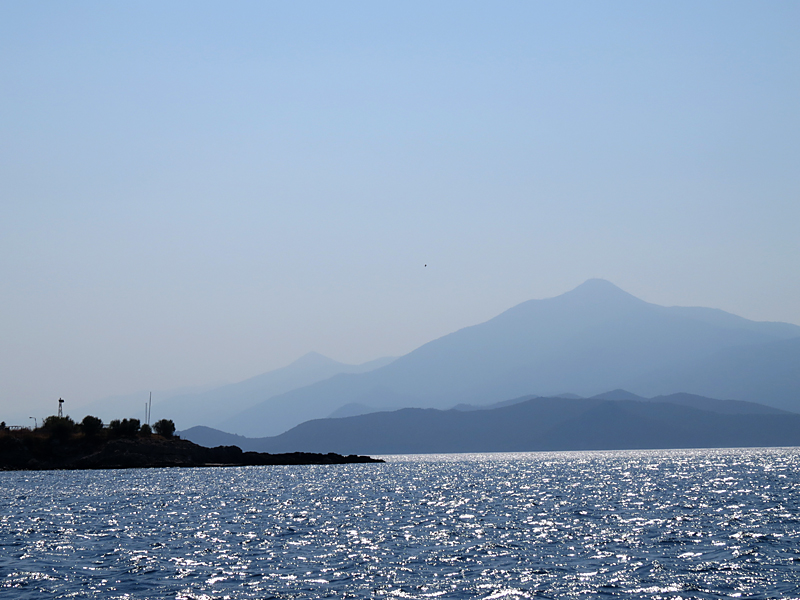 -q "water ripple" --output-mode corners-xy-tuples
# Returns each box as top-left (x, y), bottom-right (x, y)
(1, 448), (800, 598)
